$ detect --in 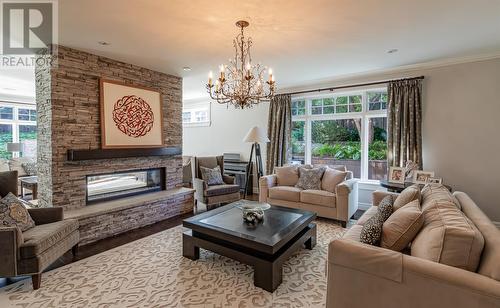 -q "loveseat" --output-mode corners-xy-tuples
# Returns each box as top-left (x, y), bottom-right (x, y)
(0, 157), (37, 195)
(259, 165), (358, 227)
(327, 187), (500, 308)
